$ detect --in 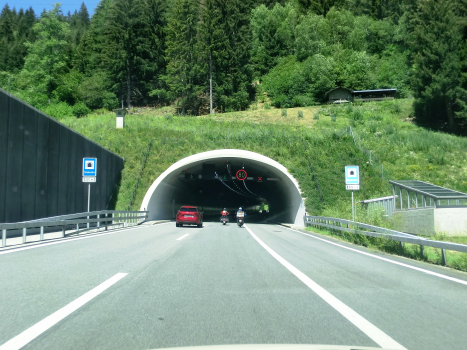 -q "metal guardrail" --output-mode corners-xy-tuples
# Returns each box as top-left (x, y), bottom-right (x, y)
(304, 216), (467, 265)
(1, 210), (148, 248)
